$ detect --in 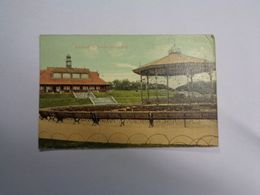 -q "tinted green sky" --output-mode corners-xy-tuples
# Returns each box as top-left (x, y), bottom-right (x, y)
(40, 35), (215, 88)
